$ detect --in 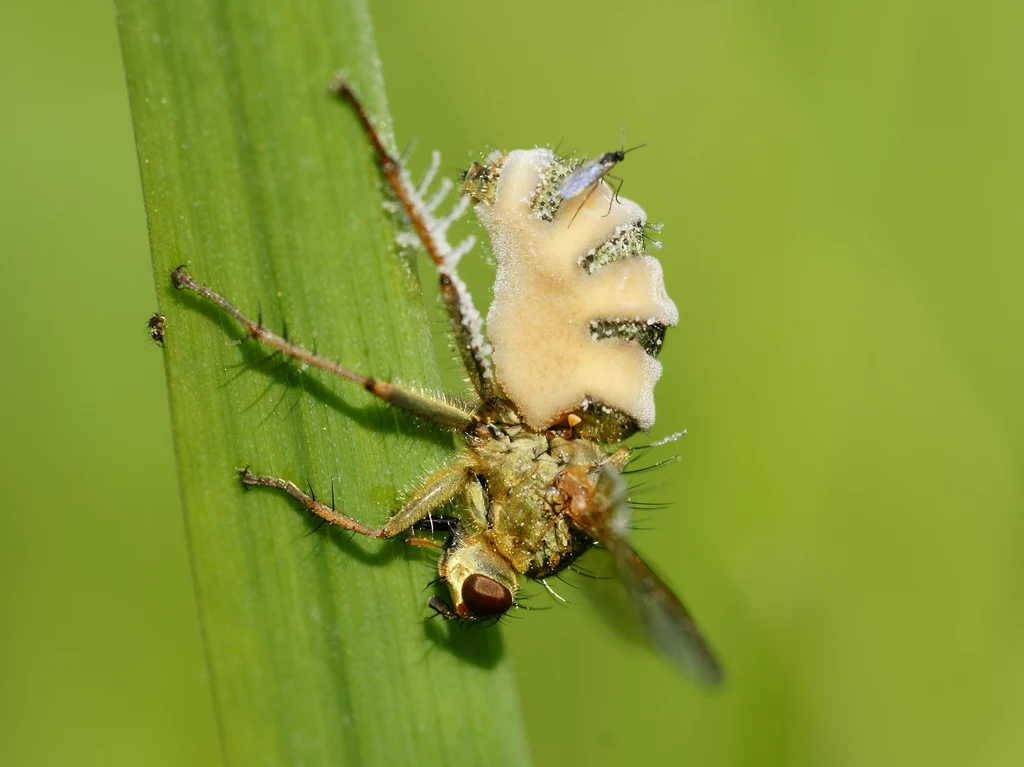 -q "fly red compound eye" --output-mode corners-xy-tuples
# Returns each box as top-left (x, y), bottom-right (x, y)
(461, 574), (513, 617)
